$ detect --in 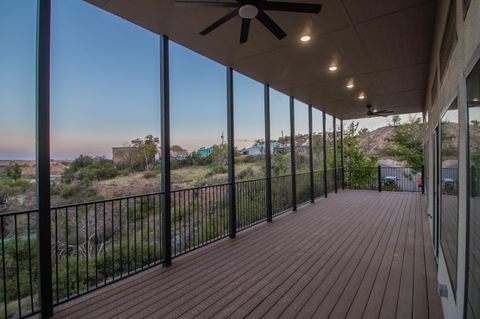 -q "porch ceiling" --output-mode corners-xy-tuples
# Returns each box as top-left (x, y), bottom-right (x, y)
(85, 0), (435, 120)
